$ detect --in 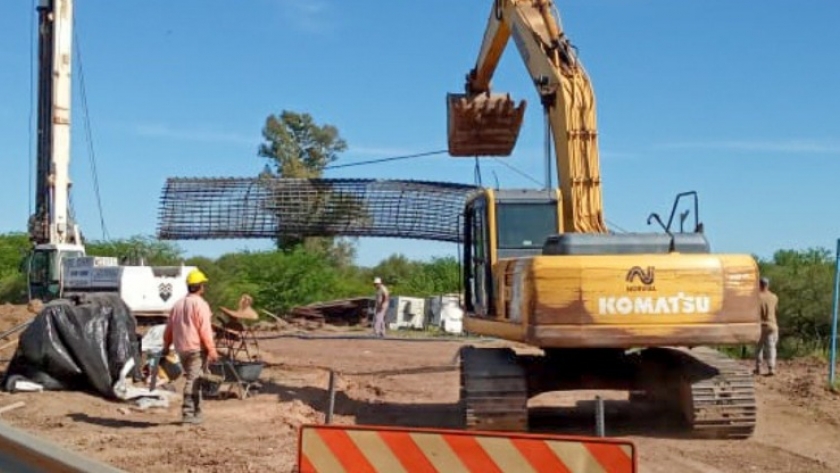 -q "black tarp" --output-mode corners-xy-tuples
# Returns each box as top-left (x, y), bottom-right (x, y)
(2, 293), (140, 399)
